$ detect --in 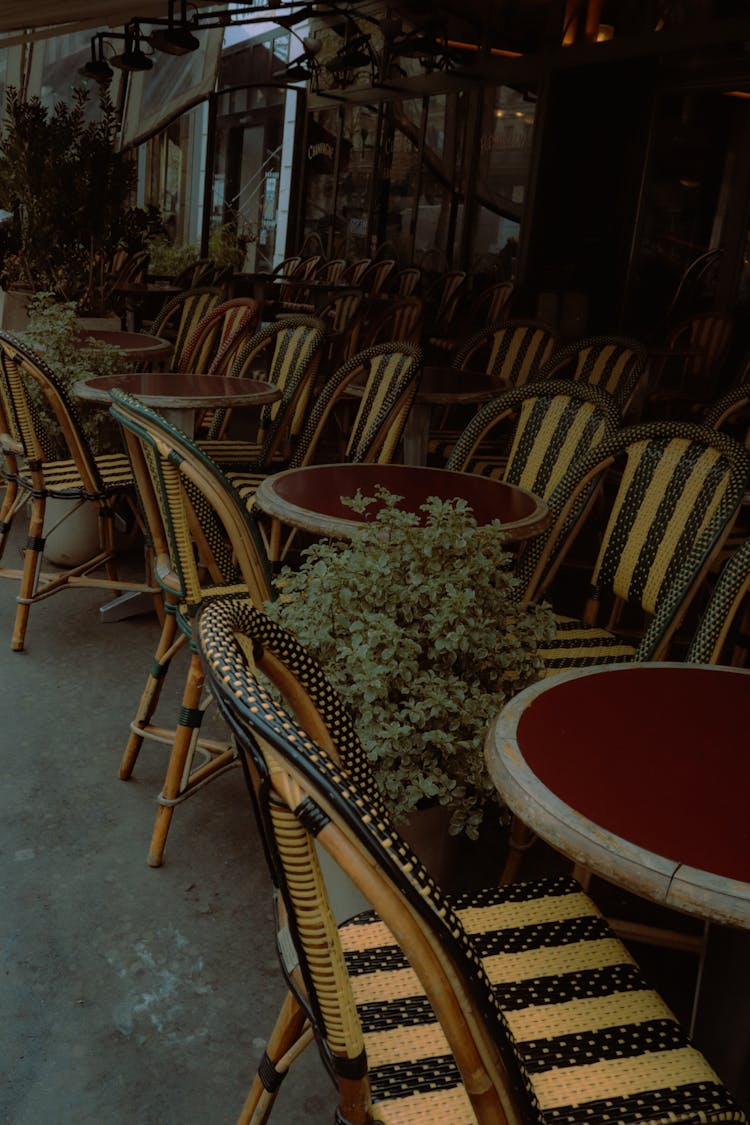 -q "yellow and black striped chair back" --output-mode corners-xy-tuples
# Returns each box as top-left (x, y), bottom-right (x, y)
(204, 315), (327, 465)
(535, 334), (648, 410)
(684, 535), (750, 666)
(518, 422), (750, 660)
(464, 279), (515, 331)
(395, 265), (421, 296)
(291, 342), (423, 467)
(676, 312), (733, 381)
(455, 319), (559, 387)
(196, 593), (747, 1125)
(340, 257), (372, 286)
(177, 297), (261, 377)
(446, 380), (620, 497)
(110, 388), (271, 615)
(358, 257), (396, 296)
(314, 257), (346, 284)
(364, 296), (423, 347)
(148, 286), (223, 370)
